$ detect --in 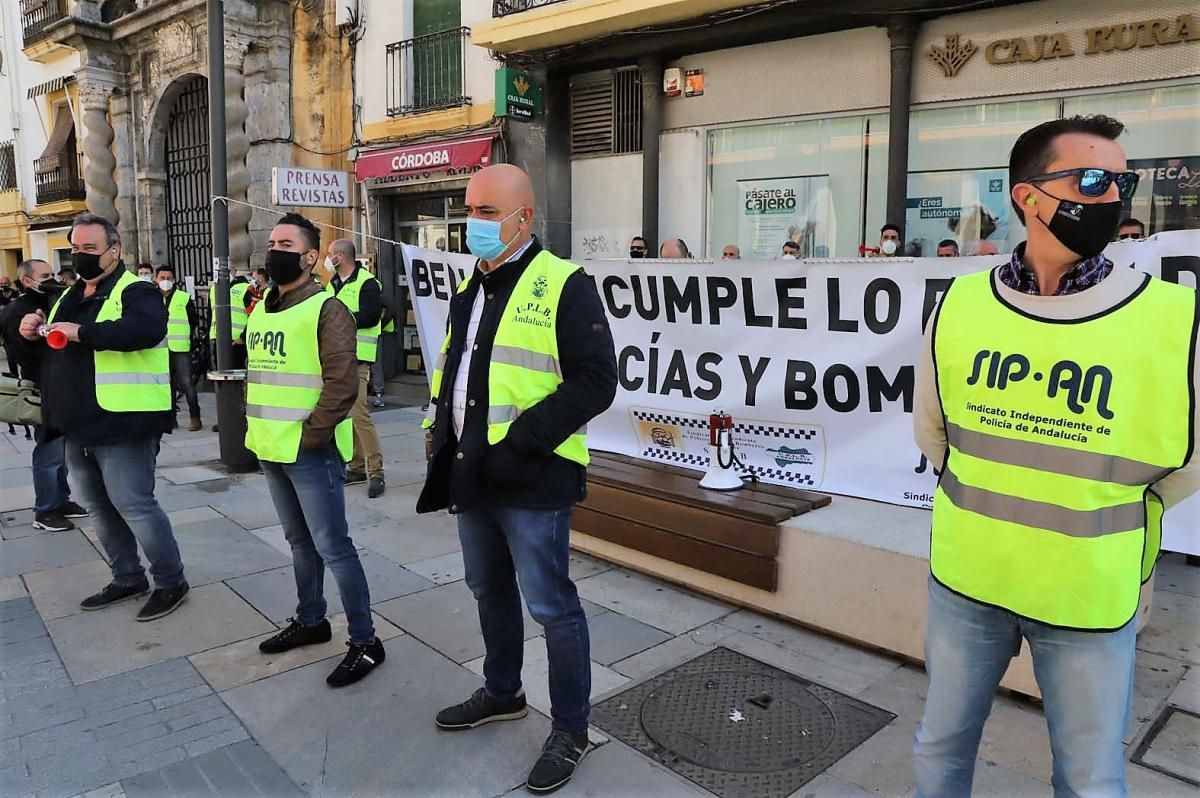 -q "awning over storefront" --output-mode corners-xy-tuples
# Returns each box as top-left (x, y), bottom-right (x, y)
(354, 134), (497, 183)
(36, 107), (75, 173)
(27, 74), (75, 100)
